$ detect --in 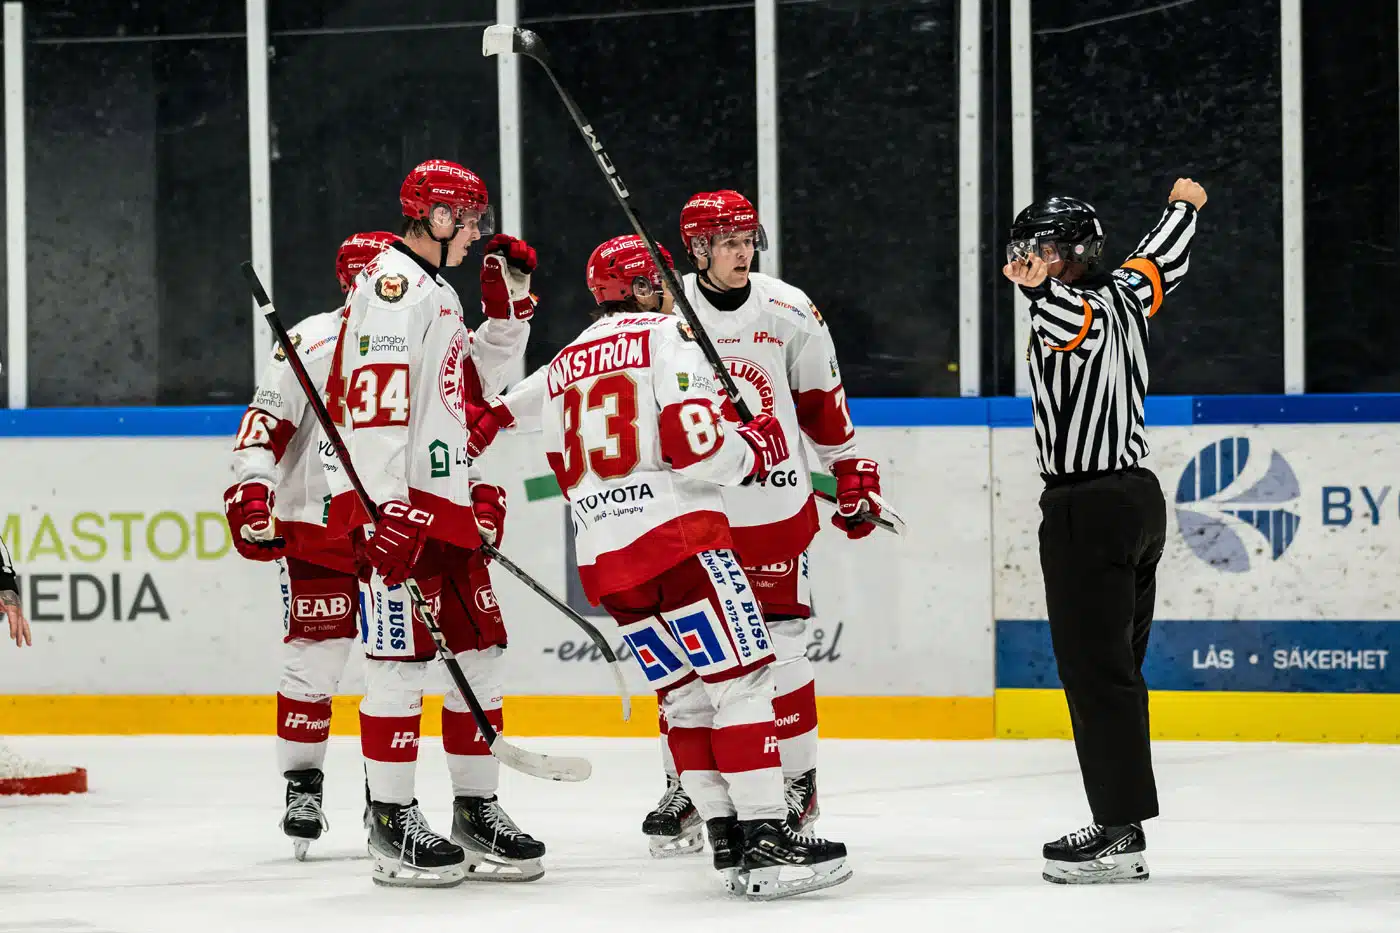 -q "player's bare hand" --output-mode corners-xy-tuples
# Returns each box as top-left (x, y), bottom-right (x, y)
(2, 589), (30, 648)
(1003, 253), (1049, 288)
(1170, 177), (1207, 210)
